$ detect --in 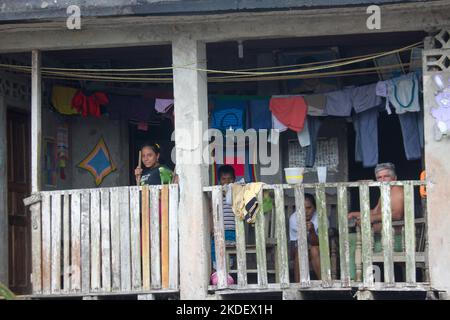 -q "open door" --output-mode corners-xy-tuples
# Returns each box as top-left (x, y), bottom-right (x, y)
(7, 109), (31, 294)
